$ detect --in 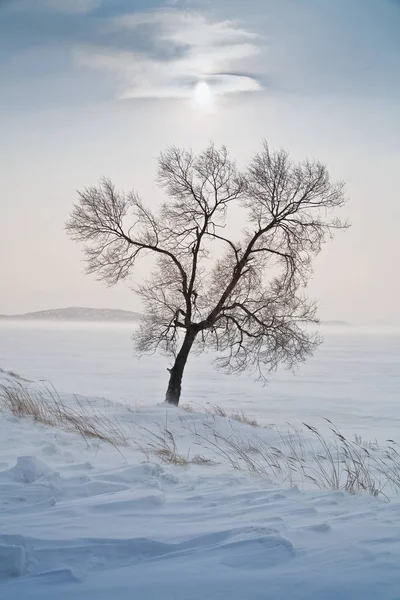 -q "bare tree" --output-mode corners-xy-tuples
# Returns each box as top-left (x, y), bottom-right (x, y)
(66, 142), (348, 406)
